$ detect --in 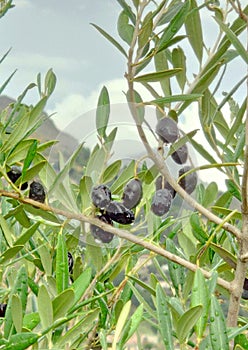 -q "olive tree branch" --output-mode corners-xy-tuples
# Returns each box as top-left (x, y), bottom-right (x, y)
(0, 189), (231, 291)
(227, 10), (248, 327)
